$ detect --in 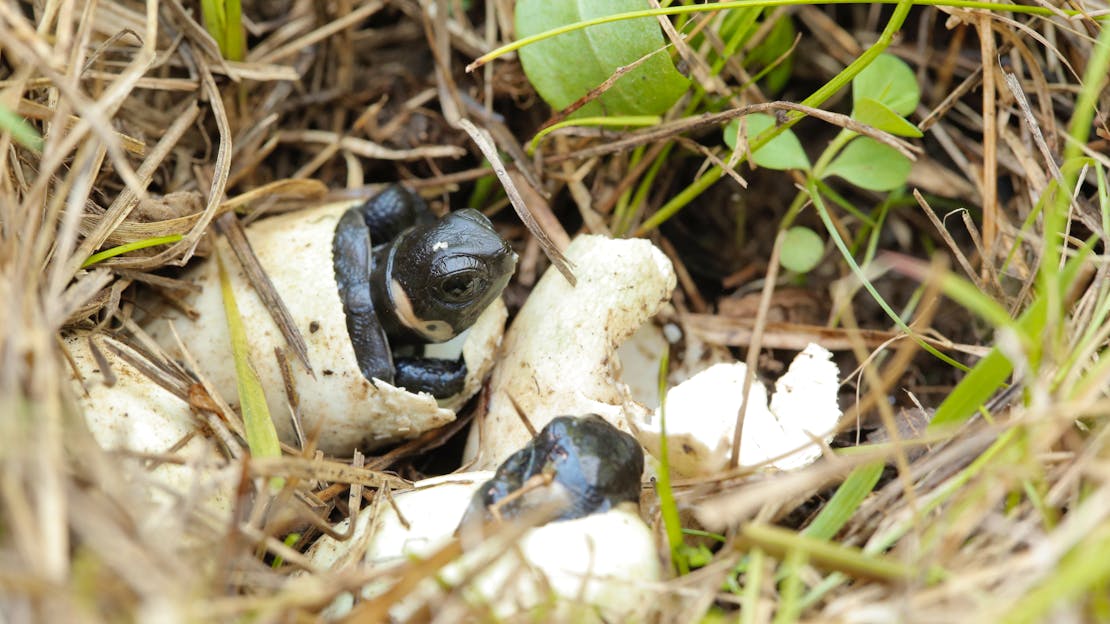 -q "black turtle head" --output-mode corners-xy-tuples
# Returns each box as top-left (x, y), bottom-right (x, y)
(460, 415), (645, 528)
(383, 209), (515, 343)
